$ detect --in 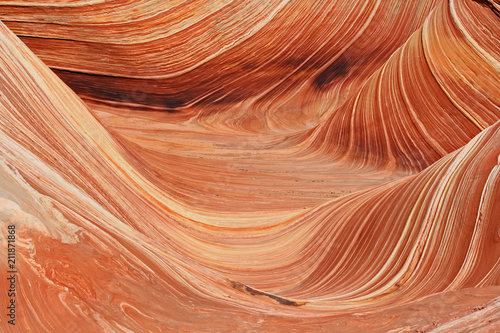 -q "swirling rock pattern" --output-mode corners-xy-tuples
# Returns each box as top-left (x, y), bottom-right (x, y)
(0, 0), (499, 332)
